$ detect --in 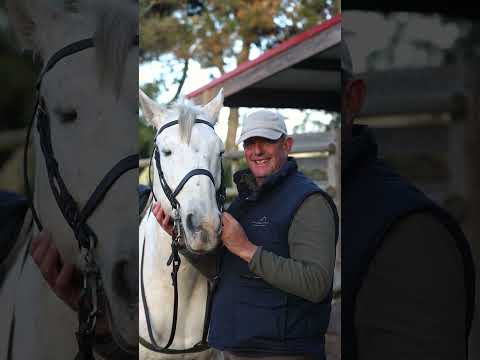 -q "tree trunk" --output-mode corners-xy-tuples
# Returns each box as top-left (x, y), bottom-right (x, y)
(225, 107), (239, 151)
(224, 41), (252, 150)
